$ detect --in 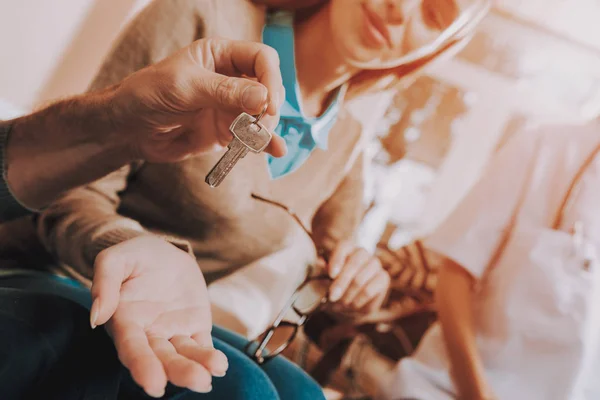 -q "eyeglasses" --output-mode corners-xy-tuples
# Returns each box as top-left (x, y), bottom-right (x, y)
(244, 193), (332, 364)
